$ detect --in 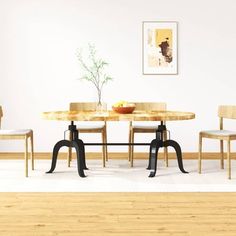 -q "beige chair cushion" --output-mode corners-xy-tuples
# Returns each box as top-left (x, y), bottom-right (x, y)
(201, 130), (236, 136)
(132, 124), (159, 129)
(77, 124), (105, 130)
(0, 129), (32, 135)
(131, 121), (159, 130)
